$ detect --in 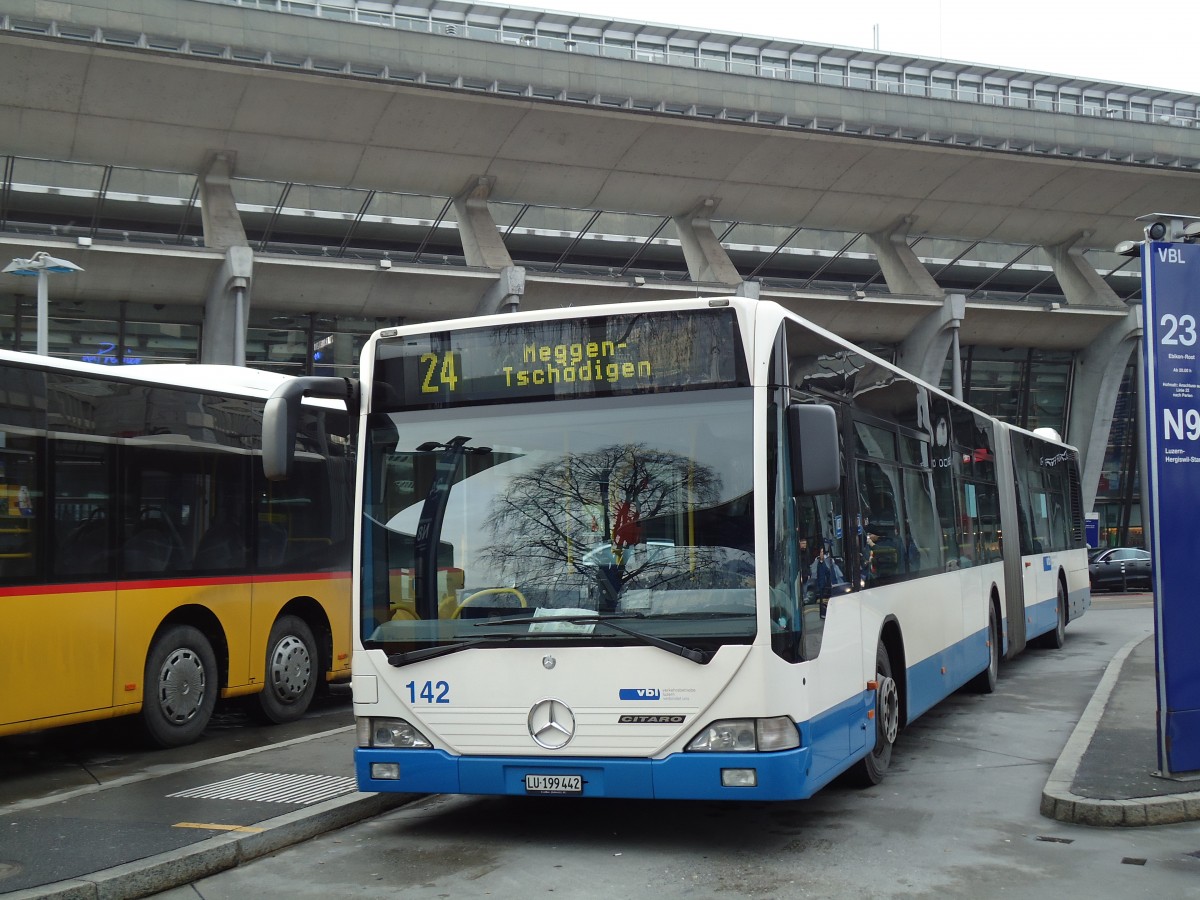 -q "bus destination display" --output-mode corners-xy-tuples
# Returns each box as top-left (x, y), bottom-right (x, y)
(374, 308), (749, 410)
